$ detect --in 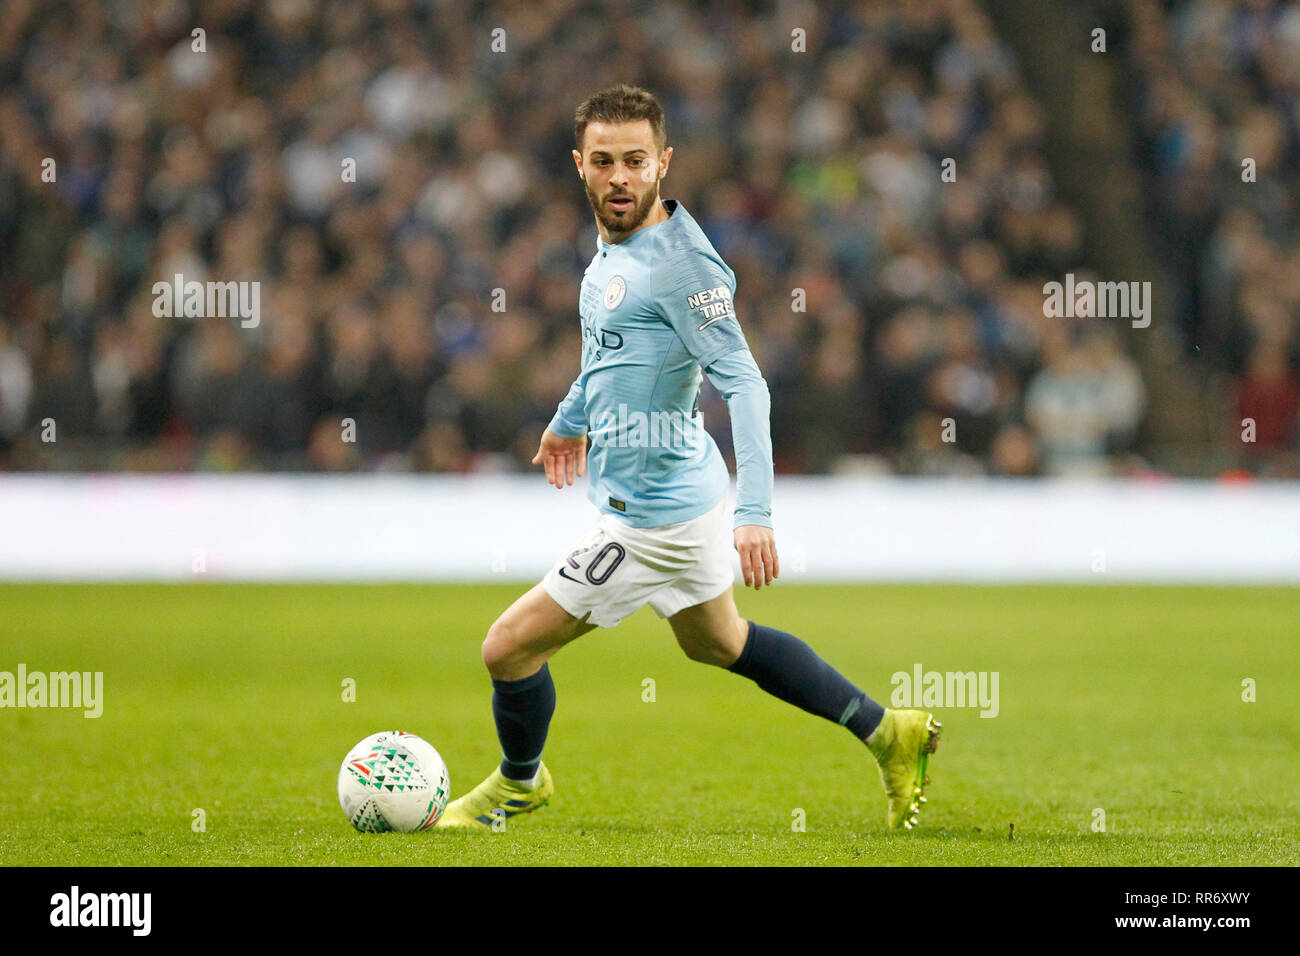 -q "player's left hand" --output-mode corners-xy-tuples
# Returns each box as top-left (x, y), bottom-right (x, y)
(735, 525), (778, 591)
